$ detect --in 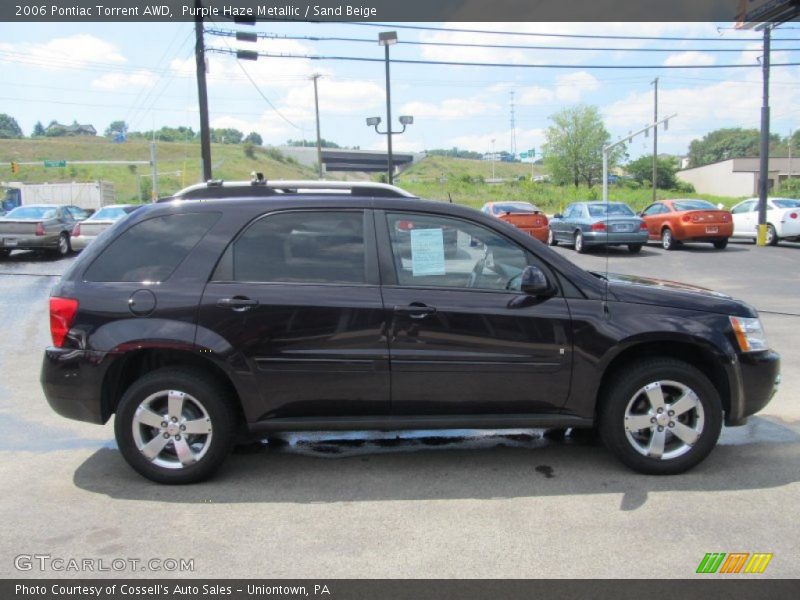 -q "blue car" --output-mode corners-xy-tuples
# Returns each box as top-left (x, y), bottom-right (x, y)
(548, 201), (649, 253)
